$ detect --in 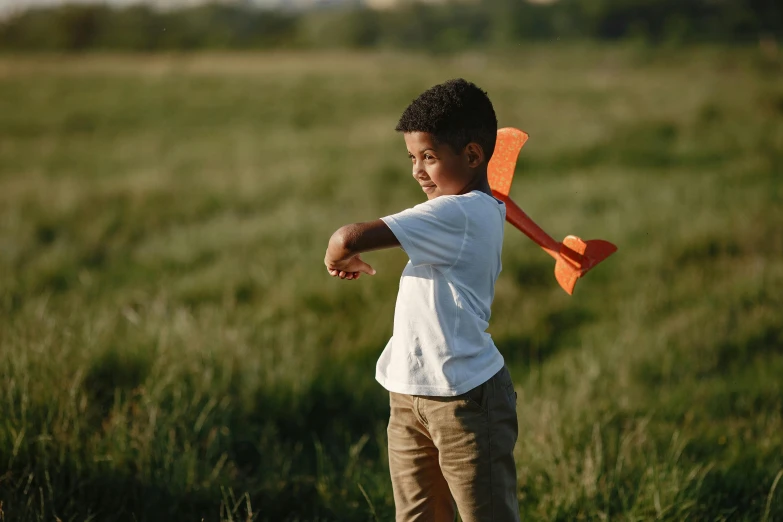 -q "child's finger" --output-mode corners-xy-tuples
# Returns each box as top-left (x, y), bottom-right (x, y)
(356, 259), (376, 276)
(329, 269), (362, 280)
